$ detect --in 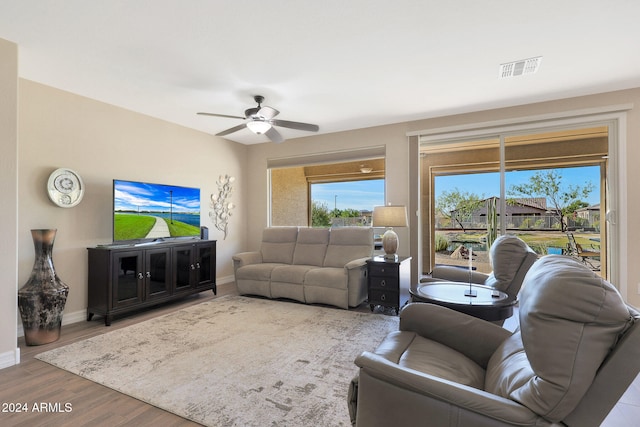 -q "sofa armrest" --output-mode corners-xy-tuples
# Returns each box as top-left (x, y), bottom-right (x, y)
(344, 257), (369, 270)
(344, 257), (370, 308)
(232, 251), (262, 270)
(426, 265), (489, 284)
(353, 352), (541, 426)
(399, 303), (512, 367)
